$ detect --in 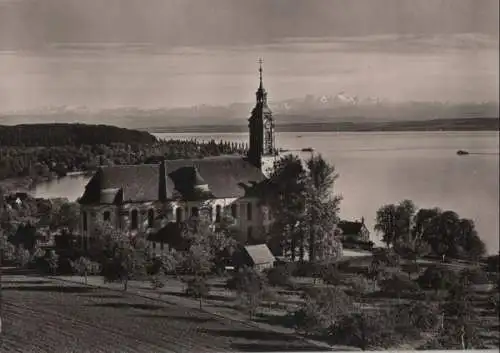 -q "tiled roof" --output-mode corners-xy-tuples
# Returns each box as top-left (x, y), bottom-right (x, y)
(165, 156), (265, 199)
(338, 221), (365, 235)
(79, 156), (265, 204)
